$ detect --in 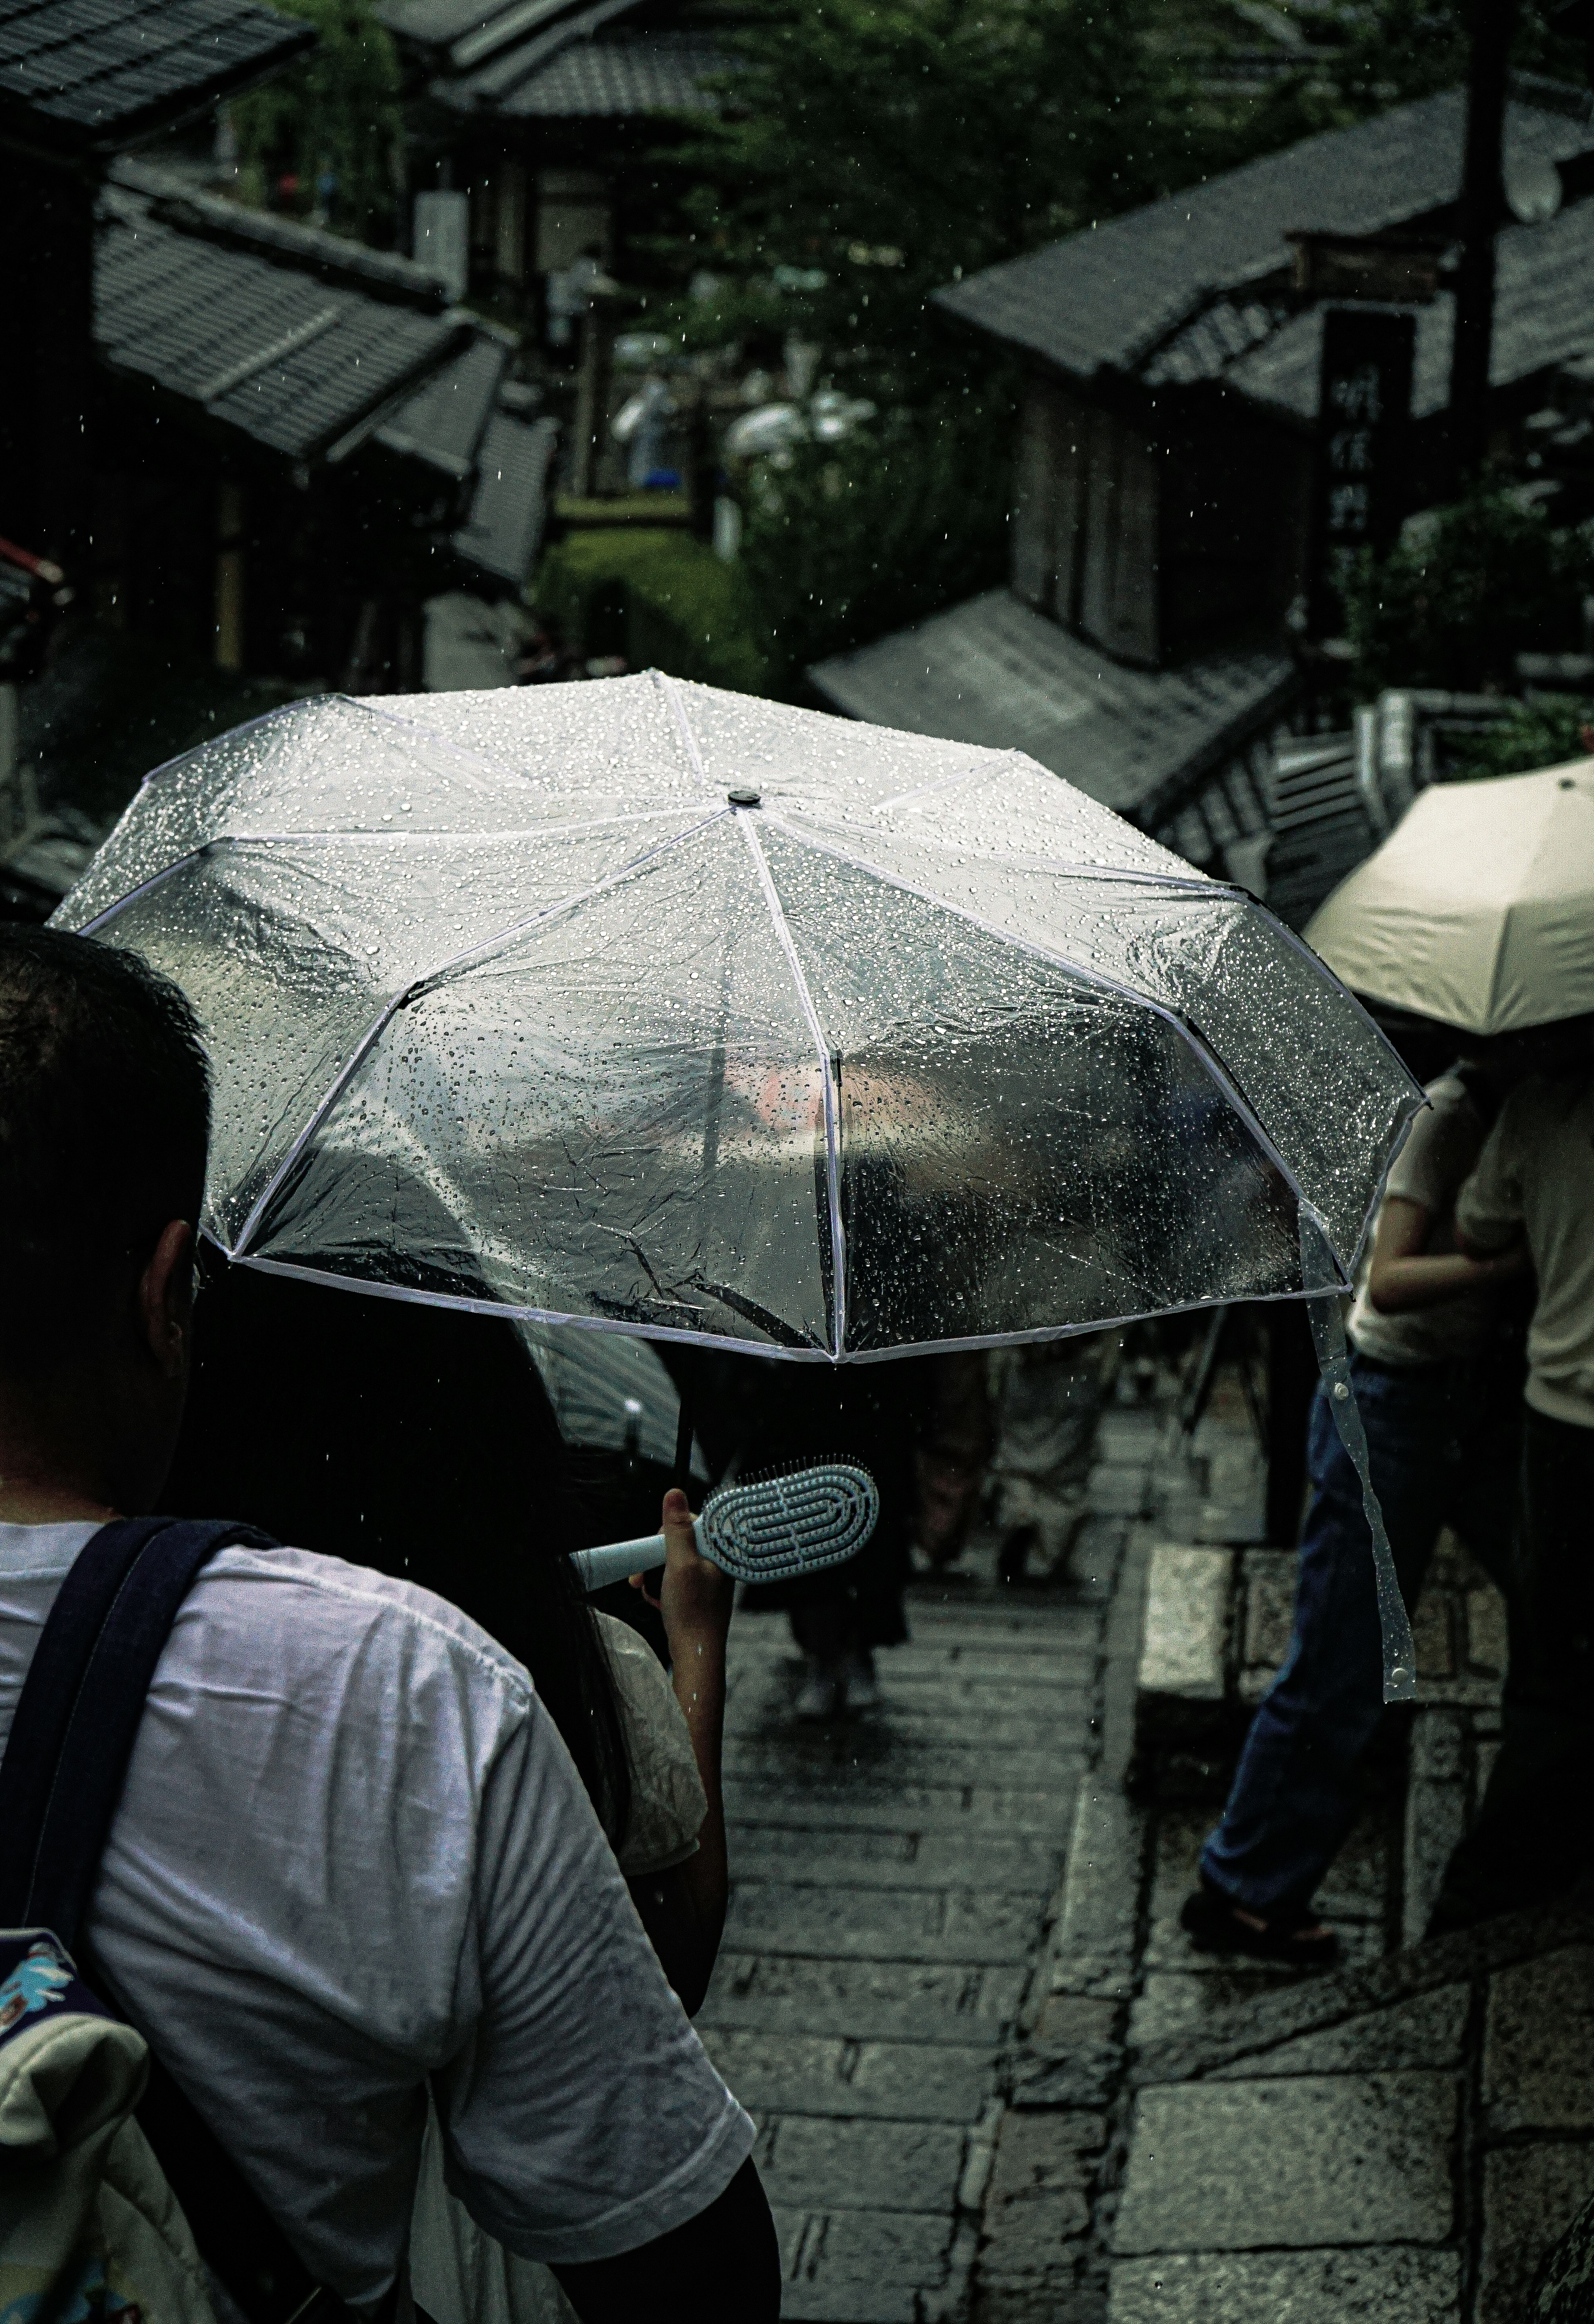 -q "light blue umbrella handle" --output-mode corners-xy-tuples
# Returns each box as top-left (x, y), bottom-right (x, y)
(1299, 1211), (1418, 1704)
(571, 1532), (680, 1590)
